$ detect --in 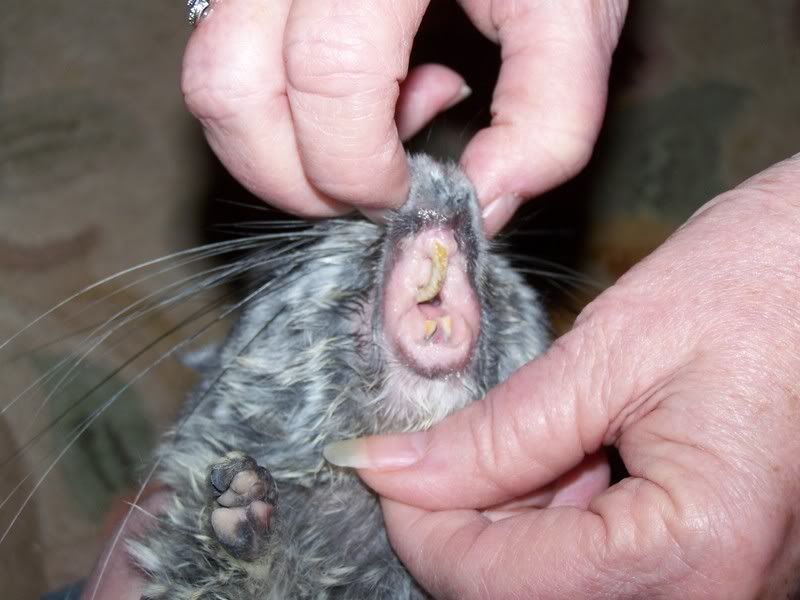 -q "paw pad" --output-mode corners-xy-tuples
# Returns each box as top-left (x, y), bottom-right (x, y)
(207, 452), (277, 560)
